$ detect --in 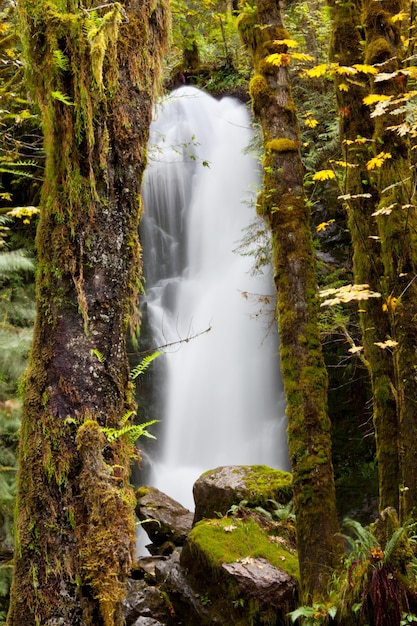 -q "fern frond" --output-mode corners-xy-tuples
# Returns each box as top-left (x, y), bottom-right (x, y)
(384, 526), (406, 564)
(0, 167), (35, 179)
(340, 518), (379, 557)
(0, 249), (34, 279)
(130, 350), (161, 380)
(51, 90), (74, 106)
(102, 419), (158, 445)
(53, 49), (69, 71)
